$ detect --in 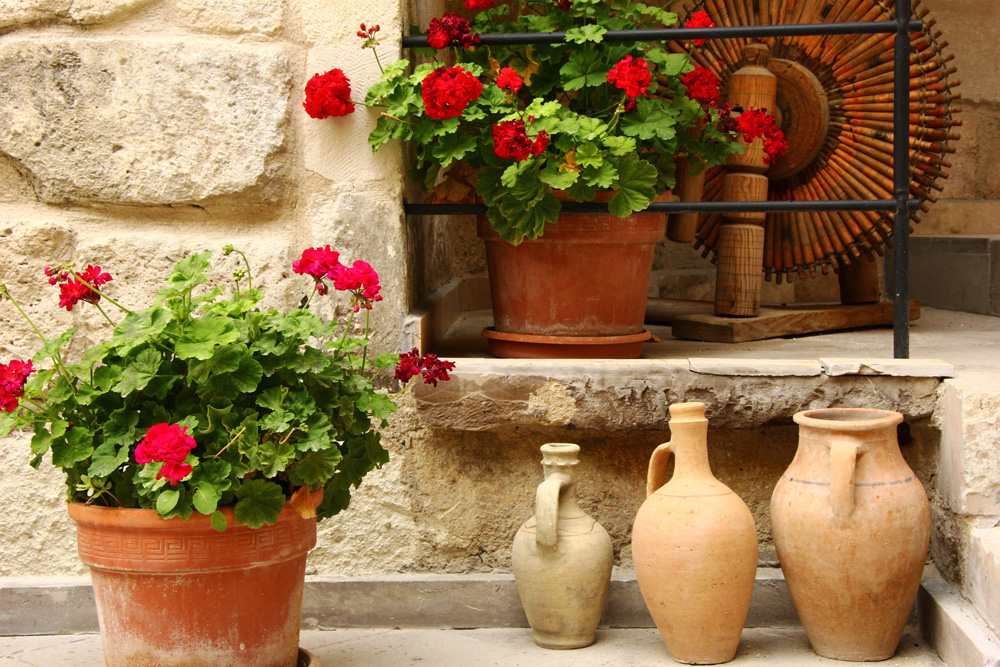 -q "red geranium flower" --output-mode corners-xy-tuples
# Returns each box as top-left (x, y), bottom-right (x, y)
(464, 0), (494, 9)
(607, 56), (652, 98)
(682, 66), (720, 107)
(735, 108), (788, 164)
(294, 245), (343, 294)
(496, 67), (524, 93)
(395, 348), (456, 387)
(421, 66), (483, 120)
(135, 423), (197, 486)
(685, 10), (715, 47)
(492, 120), (550, 162)
(303, 69), (355, 119)
(0, 359), (33, 413)
(427, 13), (480, 50)
(332, 260), (383, 311)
